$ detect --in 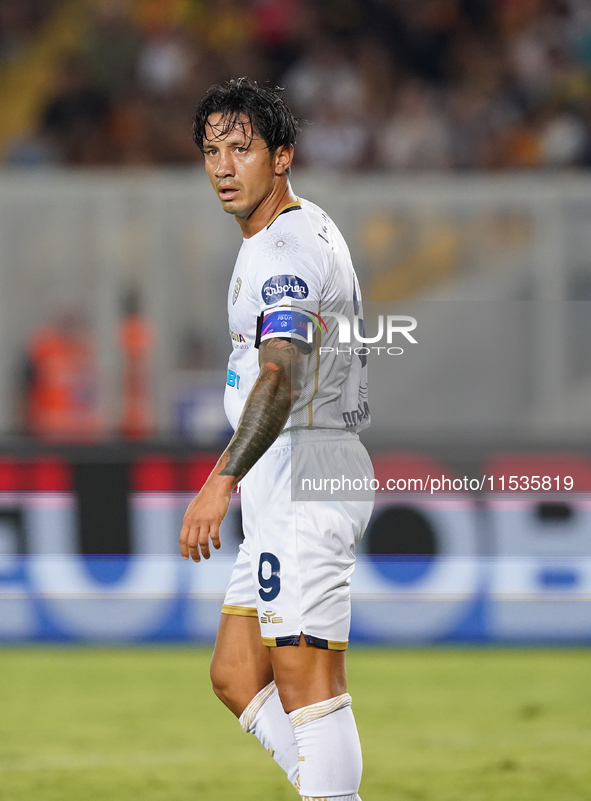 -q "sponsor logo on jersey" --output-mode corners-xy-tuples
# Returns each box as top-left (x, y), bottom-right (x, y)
(226, 369), (240, 388)
(230, 330), (248, 349)
(232, 276), (242, 304)
(261, 275), (309, 304)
